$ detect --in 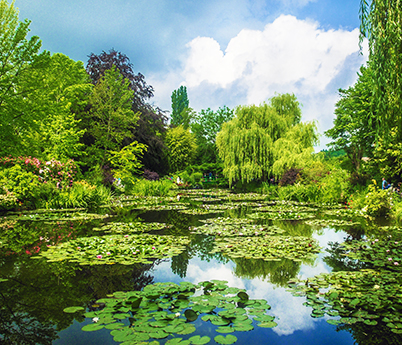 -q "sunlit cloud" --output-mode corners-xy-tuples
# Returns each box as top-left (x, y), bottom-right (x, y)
(150, 14), (367, 150)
